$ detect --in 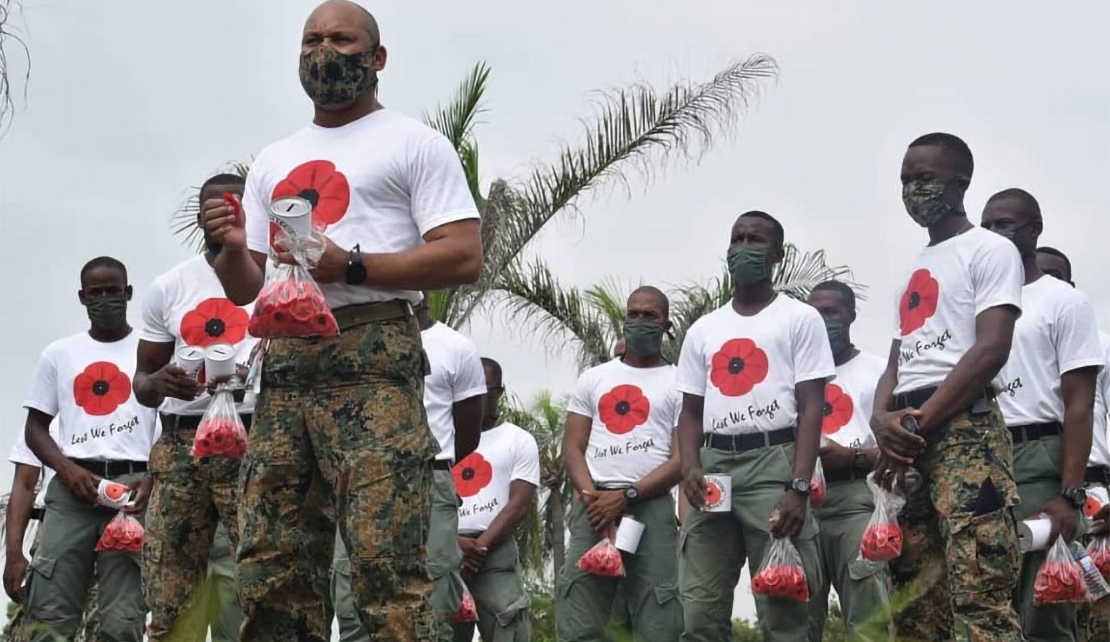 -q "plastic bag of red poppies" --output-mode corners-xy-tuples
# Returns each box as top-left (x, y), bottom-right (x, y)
(809, 459), (827, 508)
(577, 537), (625, 577)
(95, 511), (144, 553)
(859, 473), (906, 562)
(248, 232), (338, 338)
(751, 536), (809, 602)
(193, 388), (248, 459)
(1088, 535), (1110, 581)
(1033, 536), (1088, 604)
(451, 587), (479, 623)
